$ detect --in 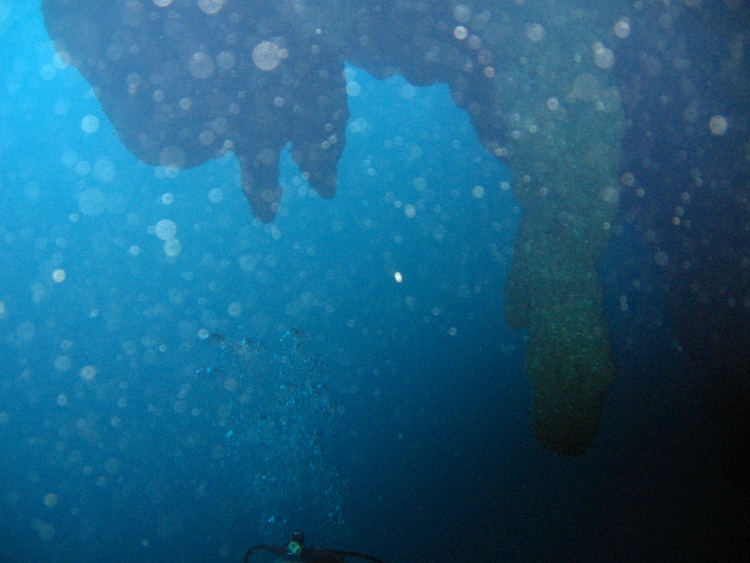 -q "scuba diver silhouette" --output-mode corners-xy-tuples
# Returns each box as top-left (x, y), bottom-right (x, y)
(243, 530), (384, 562)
